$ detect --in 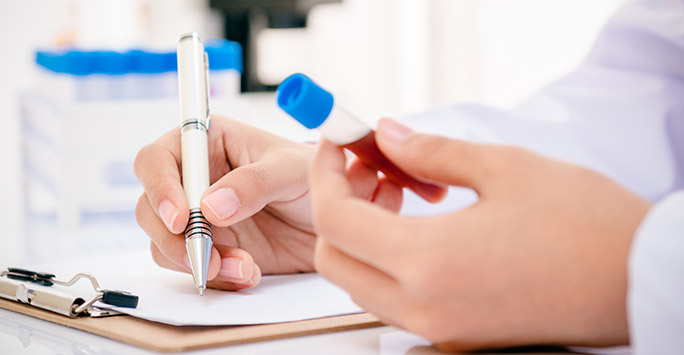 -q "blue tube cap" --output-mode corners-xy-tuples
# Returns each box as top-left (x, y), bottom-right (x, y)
(276, 73), (334, 129)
